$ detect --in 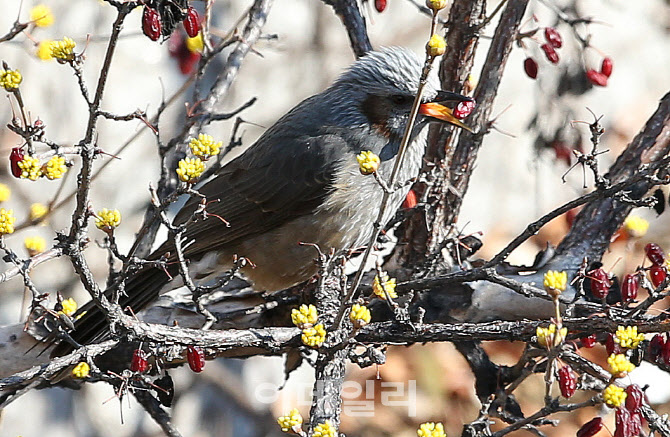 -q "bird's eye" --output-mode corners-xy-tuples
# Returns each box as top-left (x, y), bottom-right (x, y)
(390, 94), (411, 105)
